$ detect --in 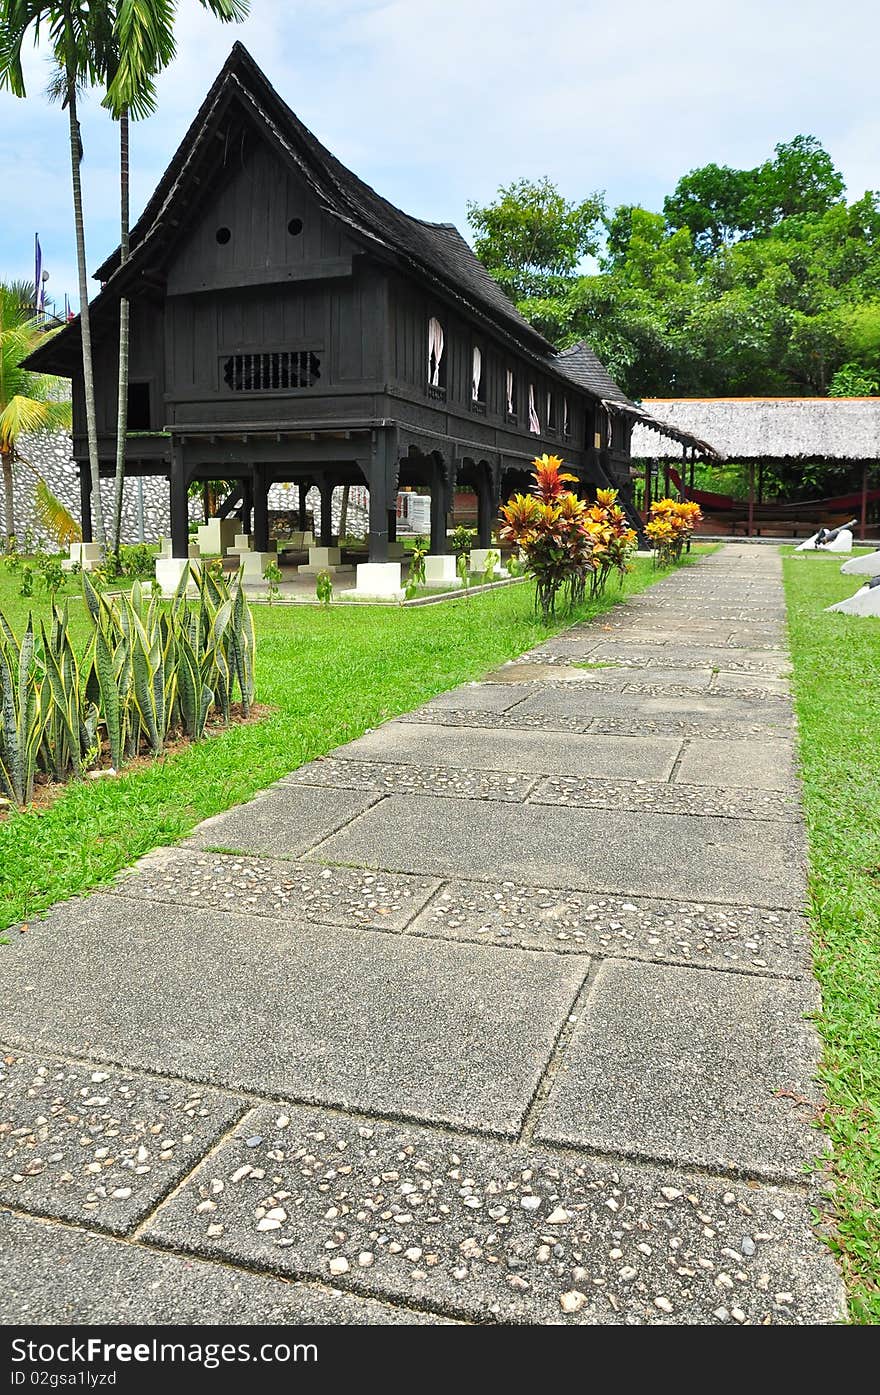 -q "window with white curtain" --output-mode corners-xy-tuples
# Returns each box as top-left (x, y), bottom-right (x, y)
(506, 368), (516, 417)
(528, 383), (540, 434)
(427, 316), (445, 388)
(546, 388), (556, 431)
(563, 396), (570, 437)
(472, 344), (483, 402)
